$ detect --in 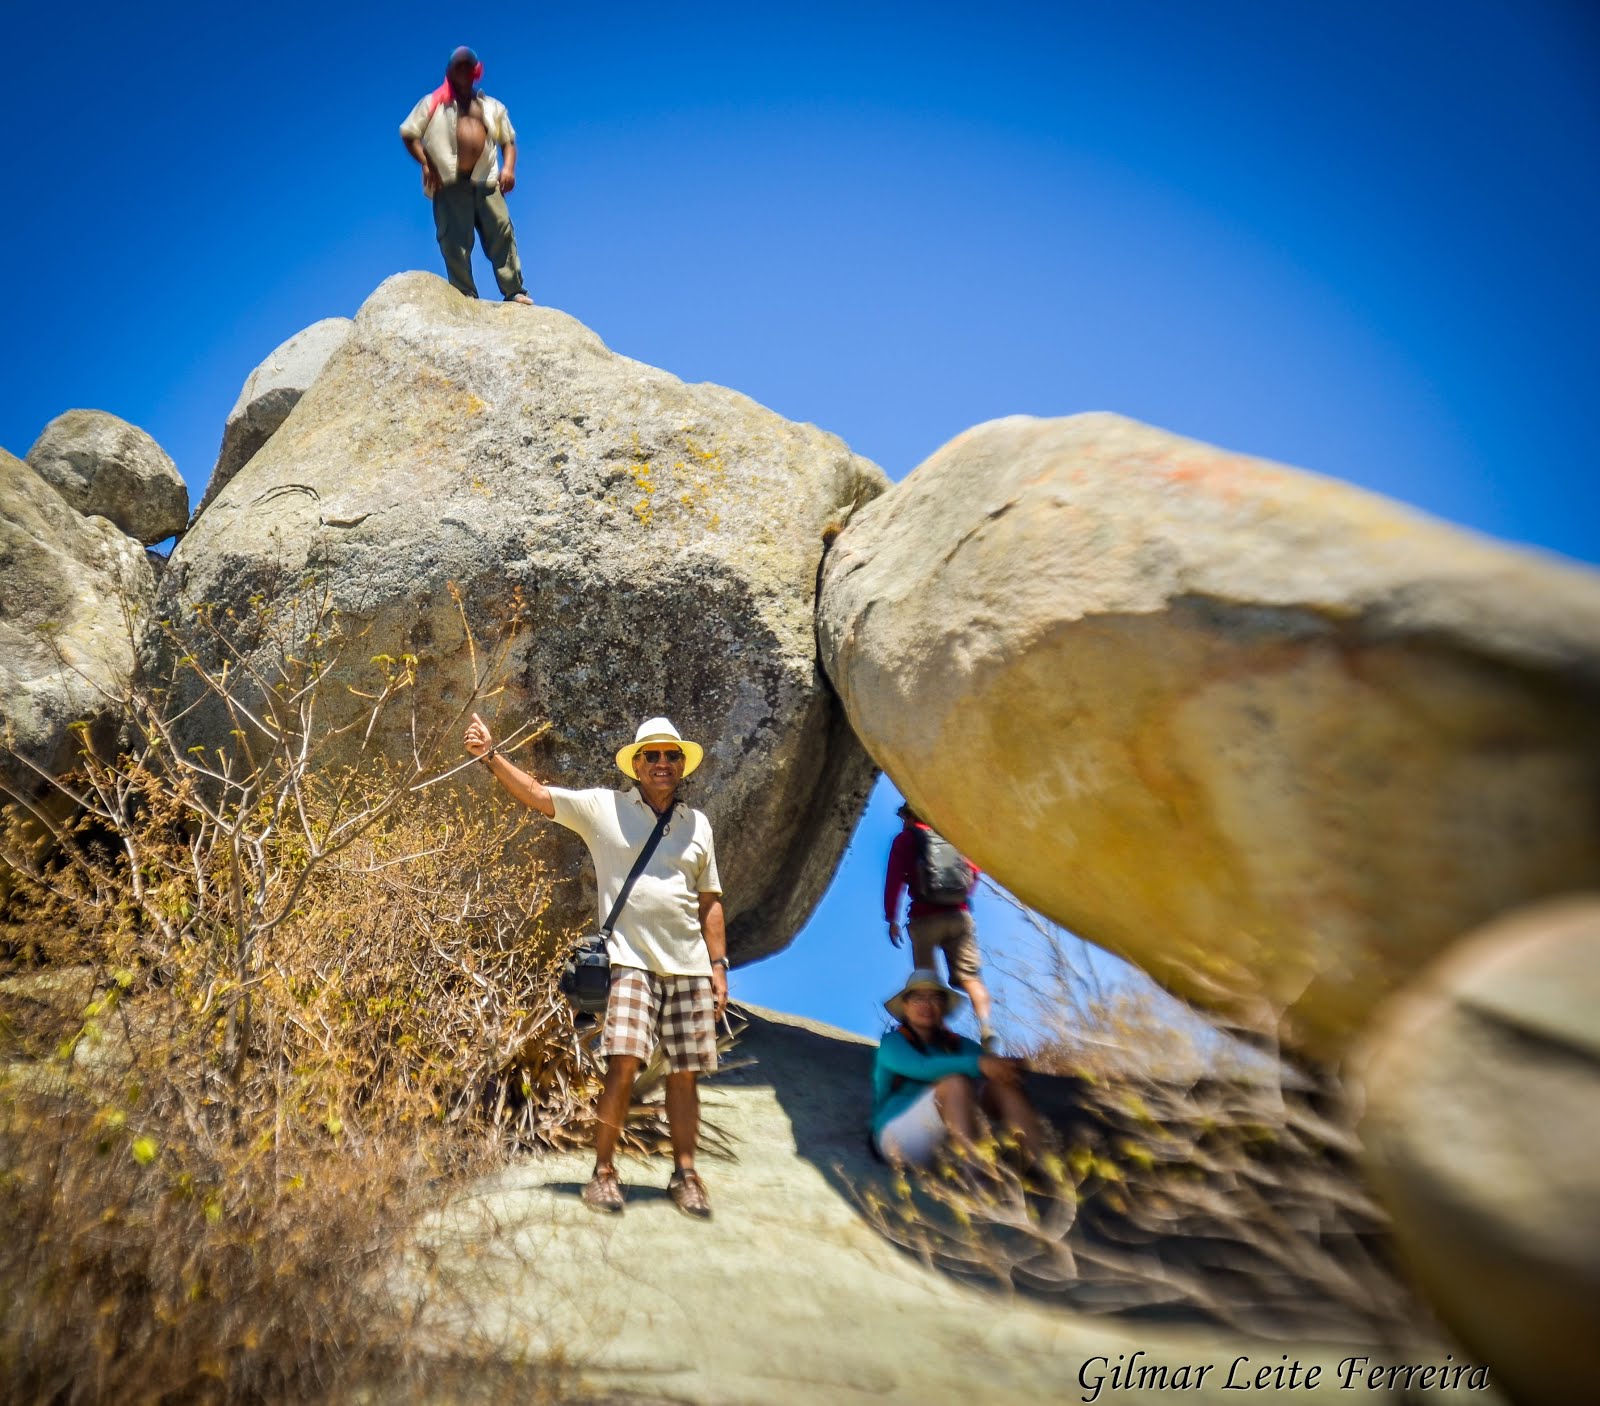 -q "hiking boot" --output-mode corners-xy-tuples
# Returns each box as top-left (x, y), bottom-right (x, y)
(667, 1167), (712, 1220)
(582, 1166), (624, 1214)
